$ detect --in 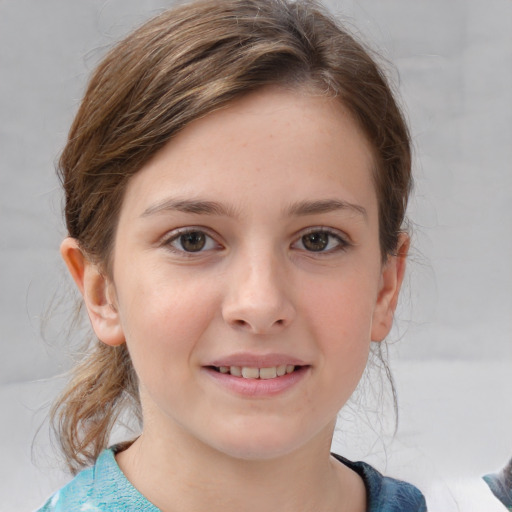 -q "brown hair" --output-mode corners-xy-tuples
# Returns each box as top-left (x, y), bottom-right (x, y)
(52, 0), (412, 473)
